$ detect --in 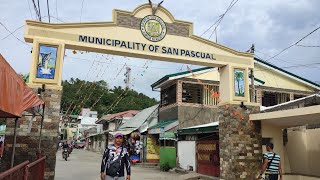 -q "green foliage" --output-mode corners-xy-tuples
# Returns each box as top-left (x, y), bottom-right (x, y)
(61, 78), (158, 117)
(160, 162), (171, 172)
